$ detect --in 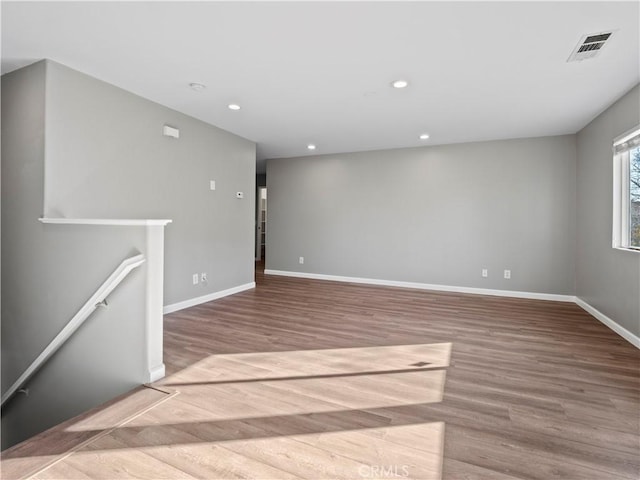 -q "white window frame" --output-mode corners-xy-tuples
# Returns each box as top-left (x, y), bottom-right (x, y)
(612, 125), (640, 252)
